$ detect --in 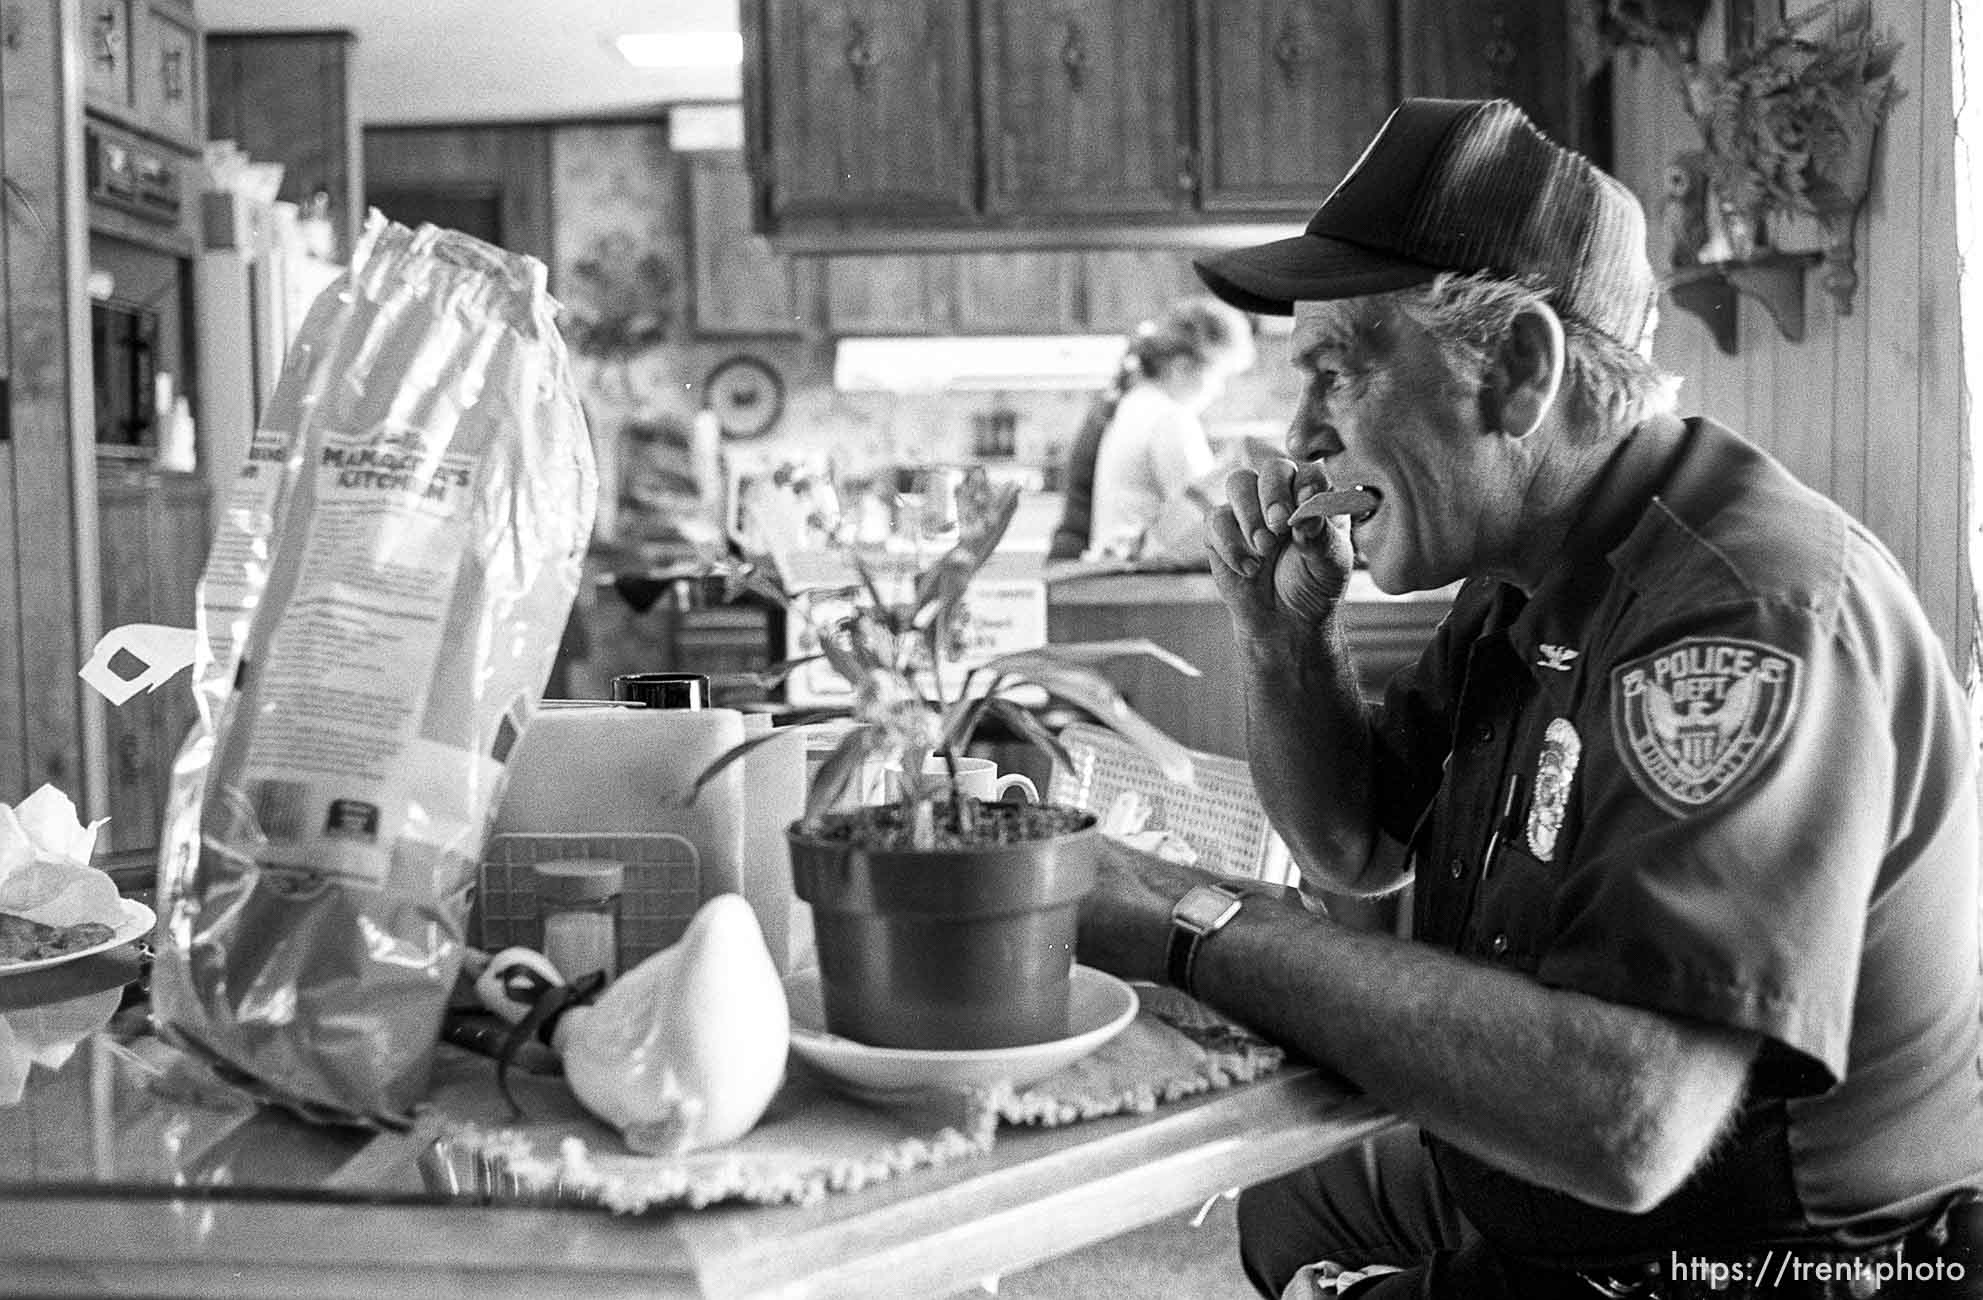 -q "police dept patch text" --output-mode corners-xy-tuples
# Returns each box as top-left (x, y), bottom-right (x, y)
(1613, 637), (1801, 815)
